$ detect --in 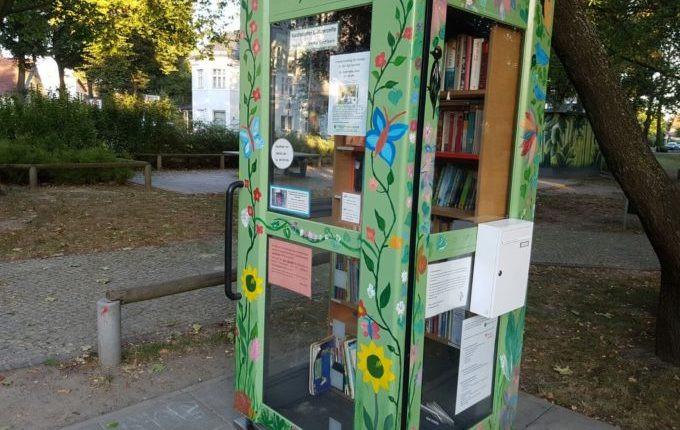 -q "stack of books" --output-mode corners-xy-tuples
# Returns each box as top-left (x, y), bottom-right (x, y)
(425, 308), (466, 348)
(309, 335), (357, 399)
(442, 34), (489, 91)
(433, 165), (477, 211)
(438, 108), (484, 154)
(333, 255), (360, 304)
